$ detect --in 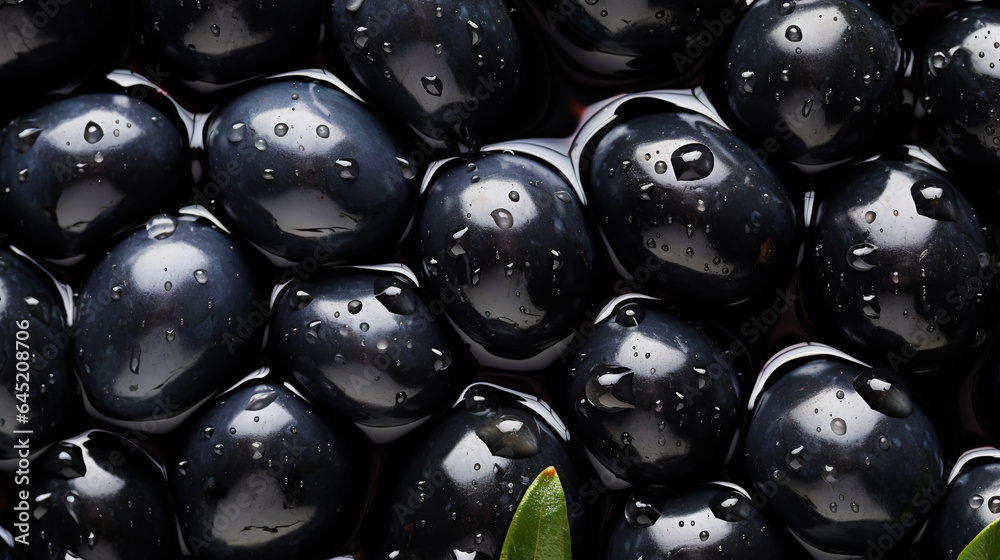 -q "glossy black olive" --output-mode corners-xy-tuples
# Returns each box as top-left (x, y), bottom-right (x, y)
(566, 300), (742, 486)
(272, 268), (458, 428)
(29, 430), (180, 559)
(417, 151), (598, 361)
(582, 108), (798, 304)
(0, 93), (187, 260)
(802, 157), (996, 373)
(745, 356), (943, 555)
(74, 215), (261, 422)
(205, 79), (416, 264)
